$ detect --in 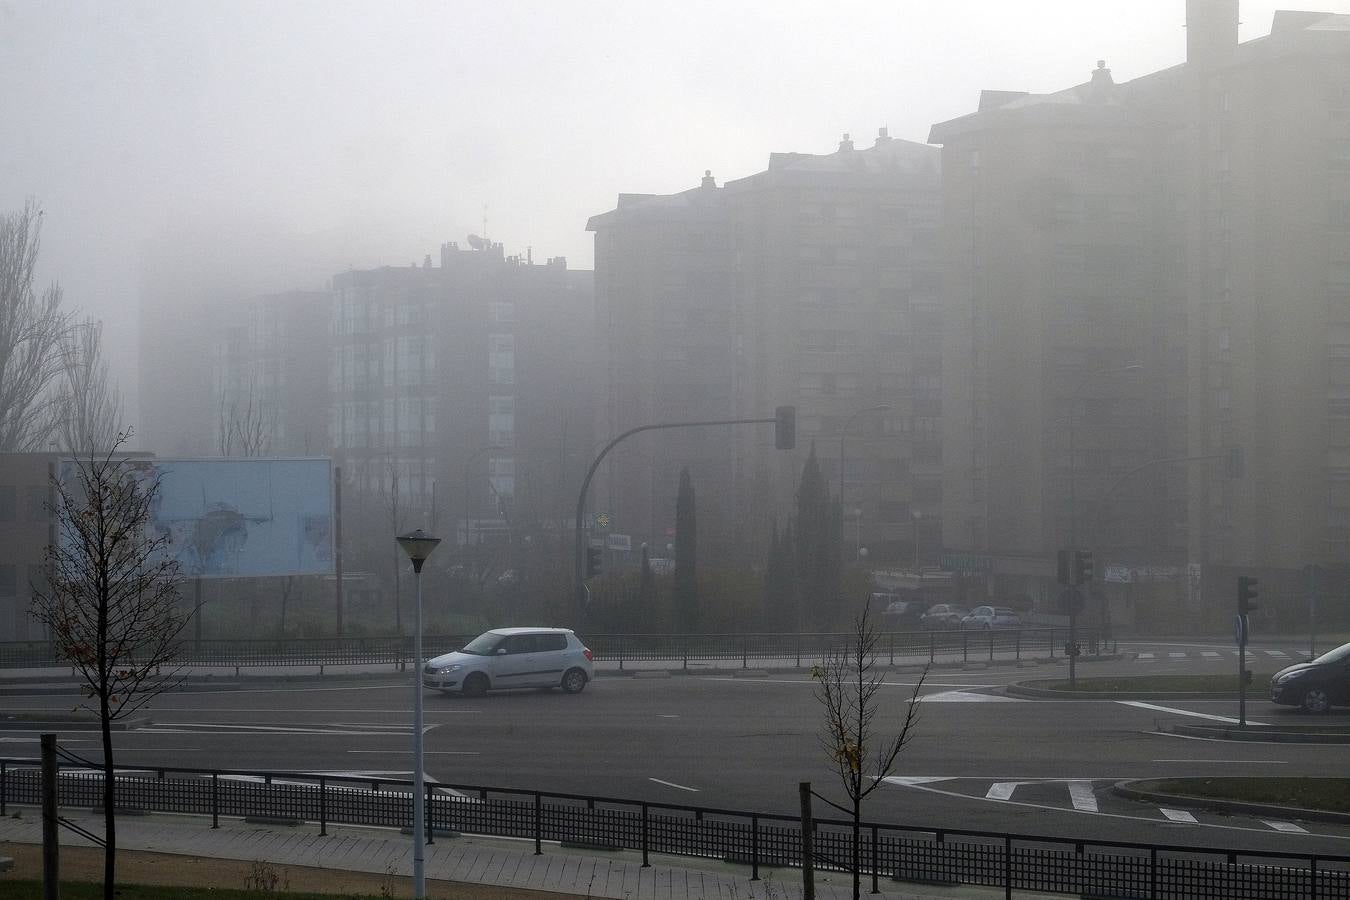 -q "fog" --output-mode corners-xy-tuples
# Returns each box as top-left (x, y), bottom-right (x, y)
(4, 0), (1339, 422)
